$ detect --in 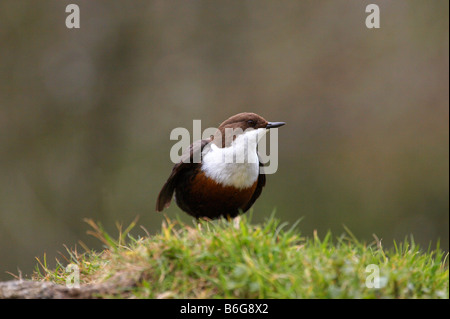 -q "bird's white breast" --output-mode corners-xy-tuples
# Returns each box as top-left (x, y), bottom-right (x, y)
(201, 128), (265, 189)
